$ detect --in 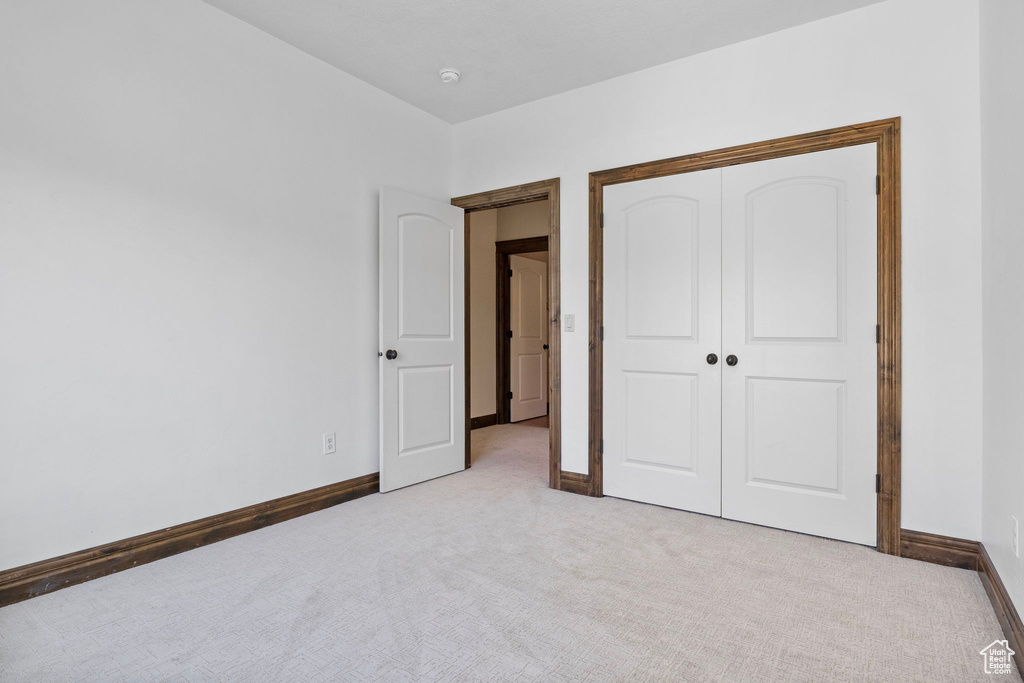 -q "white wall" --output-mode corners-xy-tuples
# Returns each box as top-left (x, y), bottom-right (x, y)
(0, 0), (451, 570)
(980, 0), (1024, 611)
(496, 200), (550, 242)
(0, 0), (995, 568)
(469, 210), (498, 418)
(453, 0), (984, 540)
